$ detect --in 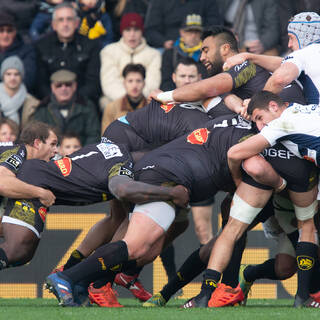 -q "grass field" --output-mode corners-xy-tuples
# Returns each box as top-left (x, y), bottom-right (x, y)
(1, 298), (319, 320)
